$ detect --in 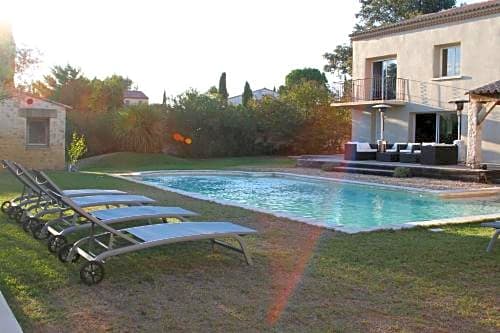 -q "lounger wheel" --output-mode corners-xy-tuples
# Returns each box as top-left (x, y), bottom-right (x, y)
(8, 206), (23, 222)
(21, 218), (32, 233)
(1, 201), (11, 214)
(58, 244), (80, 263)
(47, 235), (67, 253)
(80, 261), (105, 286)
(30, 219), (48, 240)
